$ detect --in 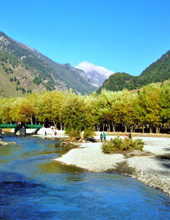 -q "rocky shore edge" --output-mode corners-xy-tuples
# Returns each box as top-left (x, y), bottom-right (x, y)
(131, 171), (170, 196)
(107, 159), (170, 197)
(0, 140), (16, 146)
(55, 136), (170, 196)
